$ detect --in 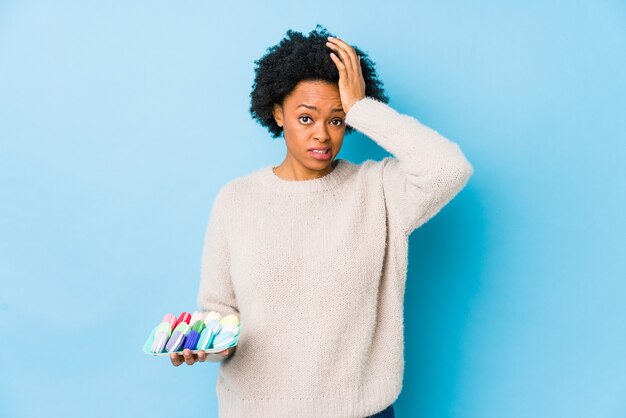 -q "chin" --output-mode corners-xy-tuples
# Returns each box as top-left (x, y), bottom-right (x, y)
(310, 158), (334, 167)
